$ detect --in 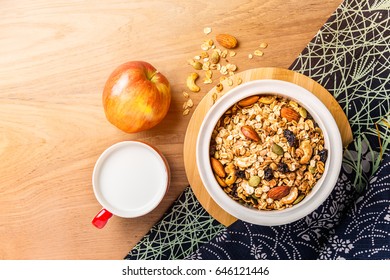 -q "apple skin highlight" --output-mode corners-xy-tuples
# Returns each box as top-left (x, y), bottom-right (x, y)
(103, 61), (171, 133)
